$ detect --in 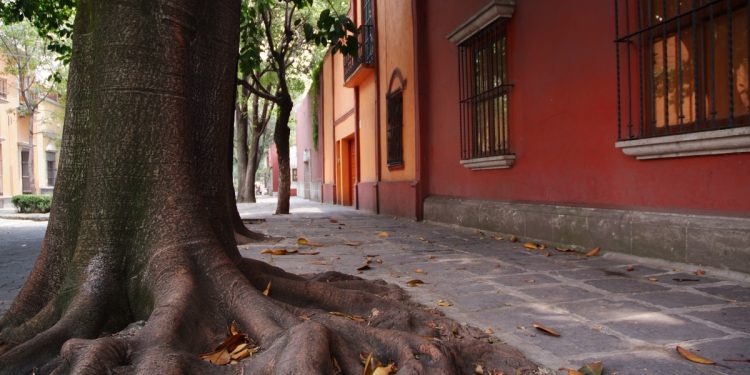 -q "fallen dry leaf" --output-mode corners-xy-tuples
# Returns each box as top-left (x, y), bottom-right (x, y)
(406, 279), (424, 287)
(532, 322), (560, 337)
(509, 235), (518, 242)
(378, 231), (389, 238)
(676, 345), (716, 365)
(329, 218), (338, 223)
(648, 277), (659, 282)
(329, 311), (366, 323)
(626, 265), (635, 272)
(298, 251), (320, 255)
(555, 246), (575, 253)
(427, 255), (437, 260)
(372, 363), (397, 375)
(297, 237), (325, 247)
(694, 269), (706, 276)
(437, 299), (453, 307)
(492, 235), (503, 241)
(485, 327), (494, 334)
(585, 247), (601, 257)
(357, 264), (371, 271)
(345, 241), (362, 246)
(414, 268), (426, 274)
(545, 251), (552, 257)
(577, 361), (603, 375)
(200, 324), (259, 366)
(260, 248), (297, 255)
(558, 368), (584, 375)
(523, 242), (542, 250)
(418, 236), (428, 242)
(475, 363), (485, 374)
(262, 281), (271, 296)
